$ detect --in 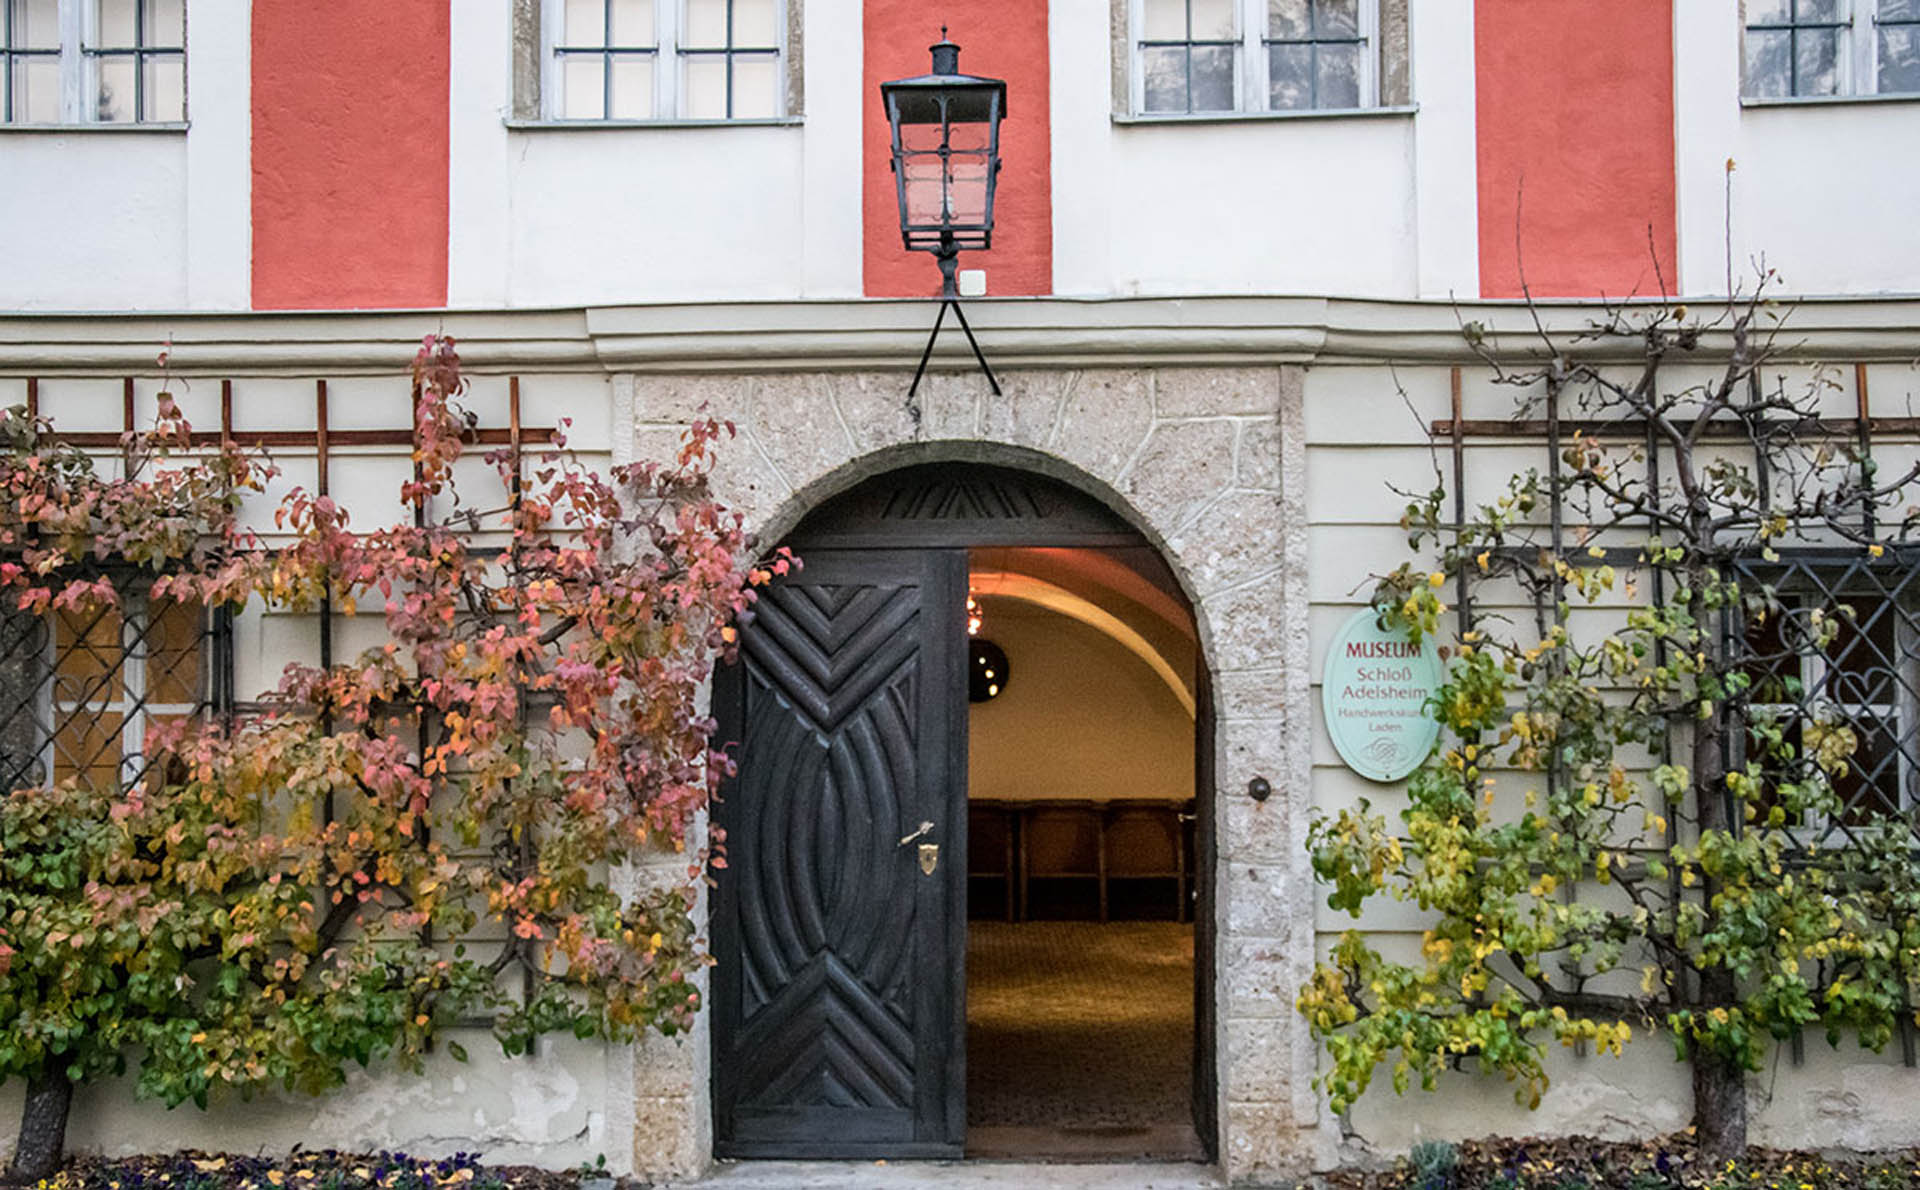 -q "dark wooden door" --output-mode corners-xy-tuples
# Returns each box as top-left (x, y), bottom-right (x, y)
(711, 548), (969, 1158)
